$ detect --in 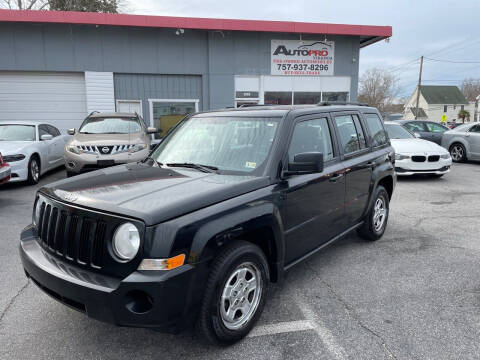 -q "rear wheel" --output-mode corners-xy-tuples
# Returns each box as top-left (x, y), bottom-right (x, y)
(449, 143), (466, 162)
(357, 185), (389, 241)
(196, 240), (269, 345)
(27, 156), (40, 185)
